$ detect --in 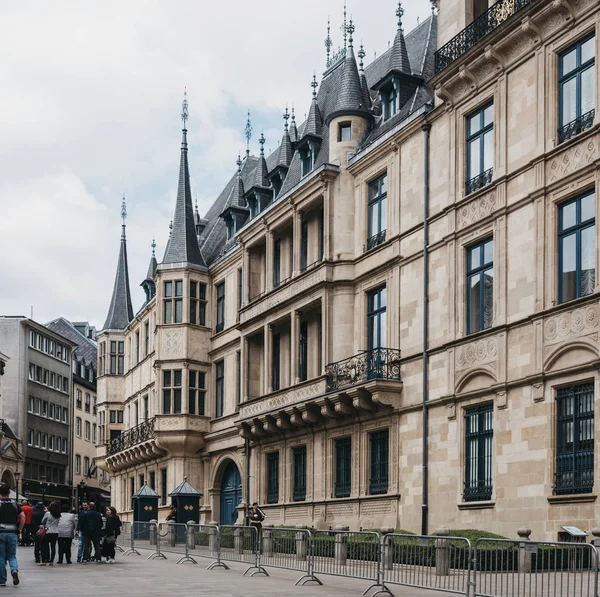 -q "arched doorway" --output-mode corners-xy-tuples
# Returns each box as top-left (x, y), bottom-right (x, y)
(1, 470), (14, 490)
(219, 461), (242, 525)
